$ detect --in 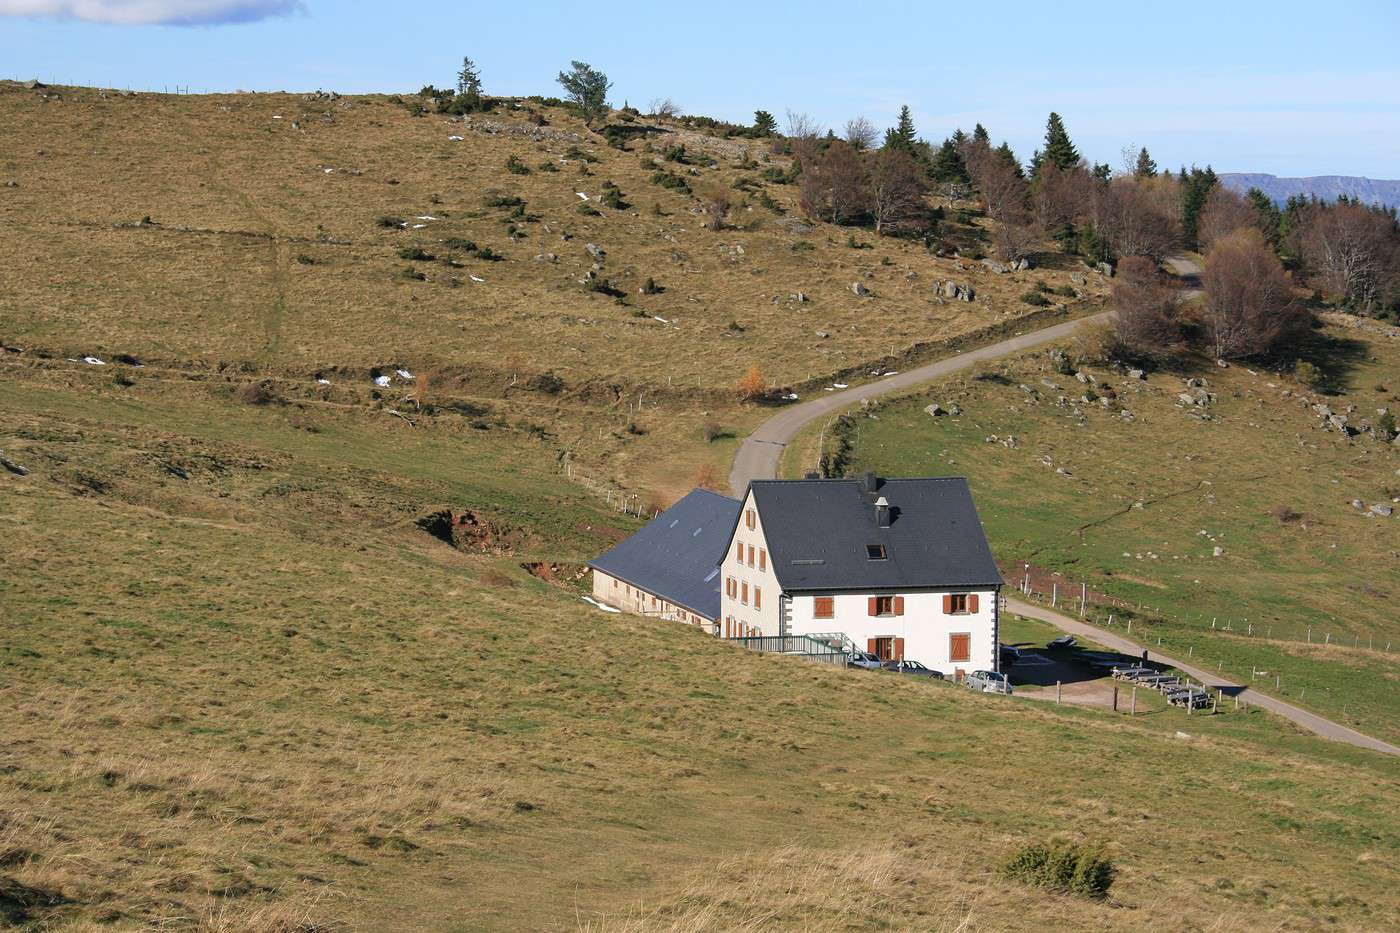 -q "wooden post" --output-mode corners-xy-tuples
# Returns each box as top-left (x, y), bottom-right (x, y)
(1056, 680), (1061, 704)
(1080, 583), (1087, 617)
(1212, 692), (1218, 715)
(1112, 686), (1118, 712)
(1130, 687), (1136, 716)
(1052, 583), (1058, 608)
